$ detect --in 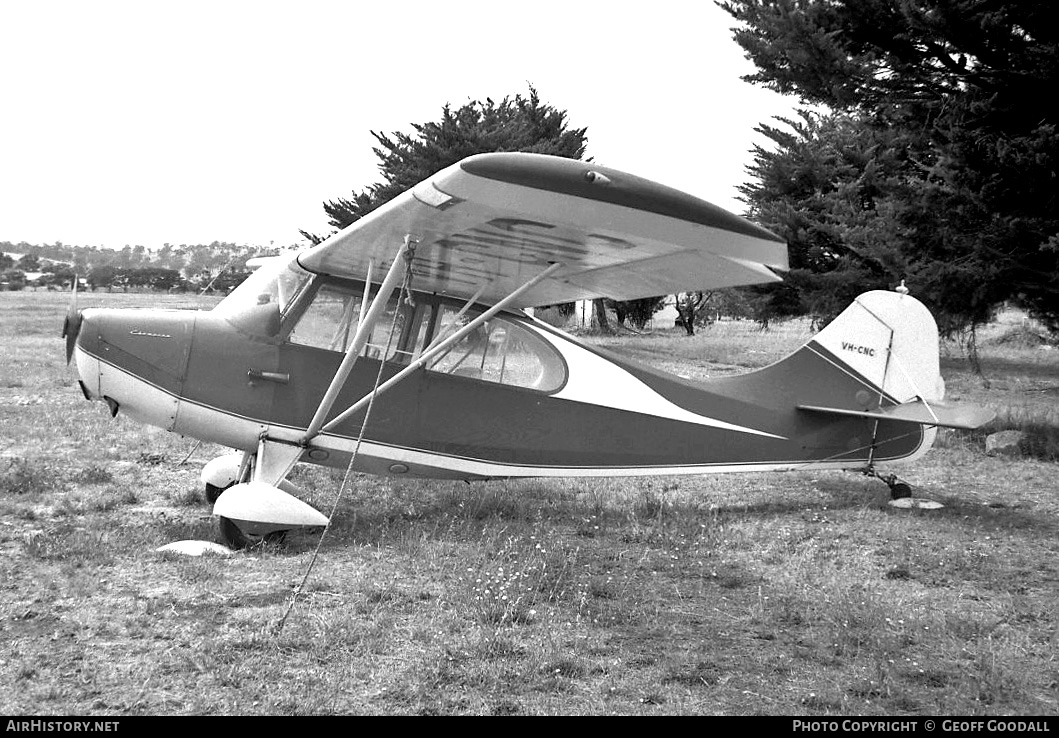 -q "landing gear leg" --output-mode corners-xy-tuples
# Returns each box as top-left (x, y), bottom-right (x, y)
(211, 442), (329, 550)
